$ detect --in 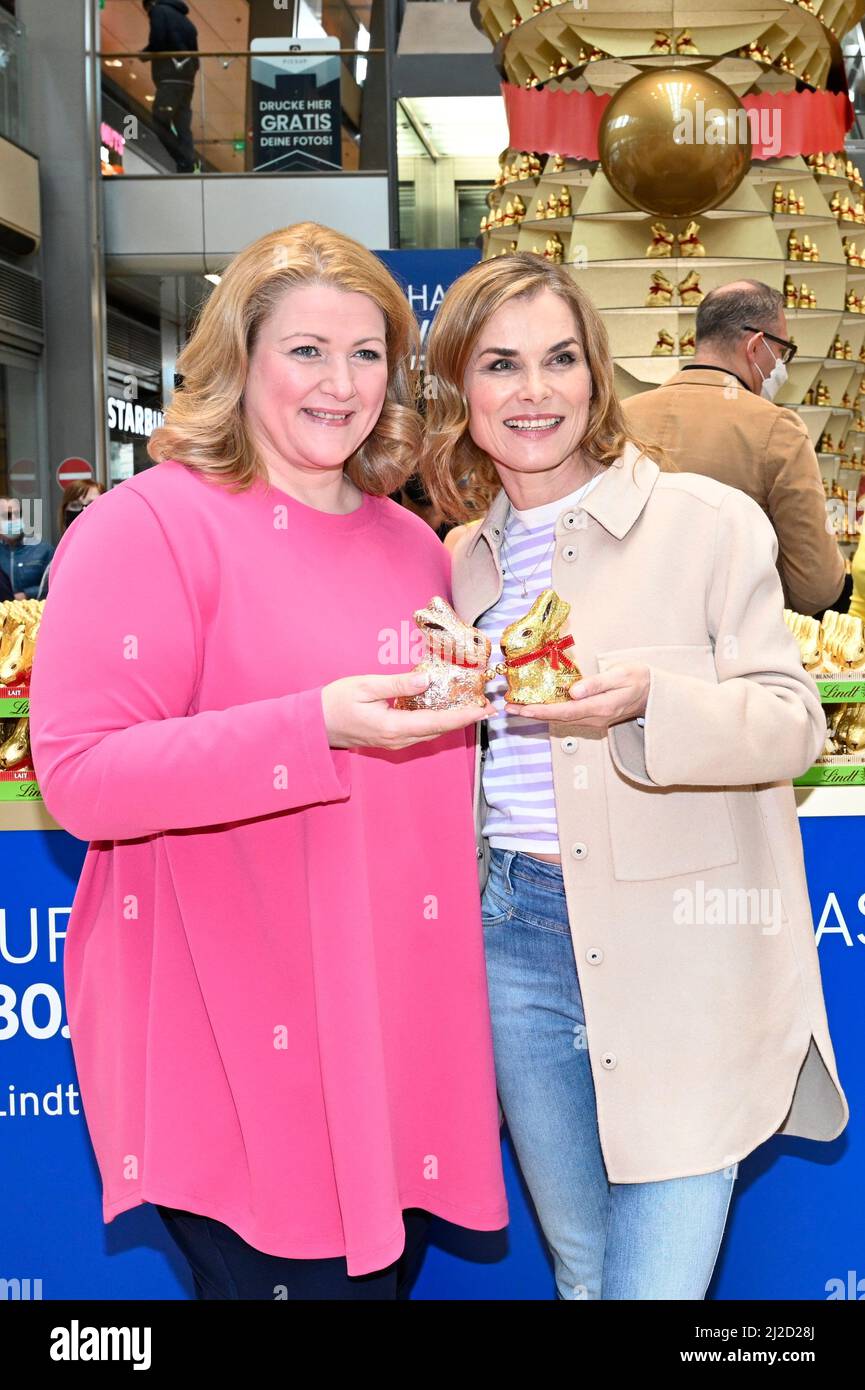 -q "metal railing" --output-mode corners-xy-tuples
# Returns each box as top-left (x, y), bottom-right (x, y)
(98, 47), (384, 175)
